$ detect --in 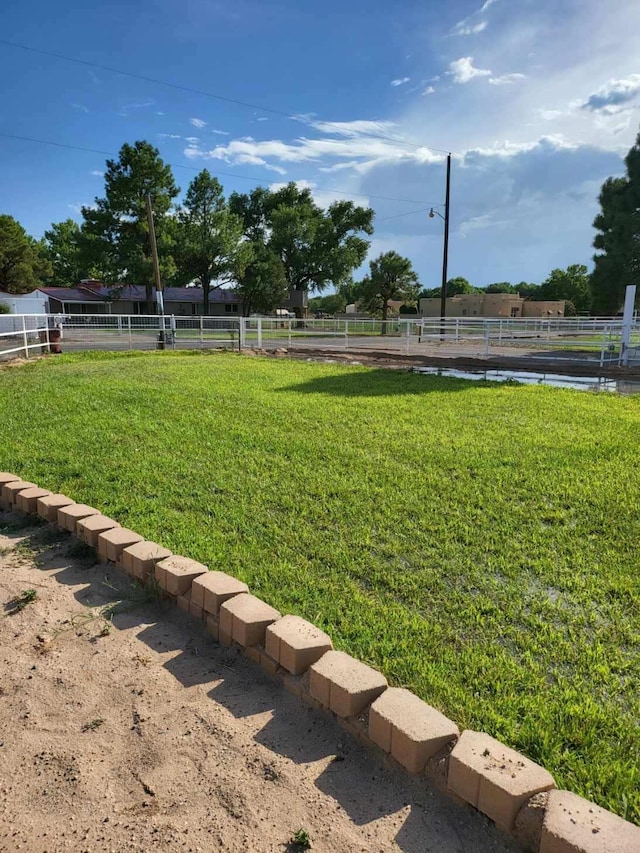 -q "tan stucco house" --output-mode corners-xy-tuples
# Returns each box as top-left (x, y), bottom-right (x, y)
(419, 292), (565, 318)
